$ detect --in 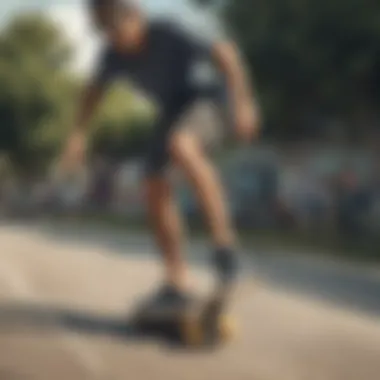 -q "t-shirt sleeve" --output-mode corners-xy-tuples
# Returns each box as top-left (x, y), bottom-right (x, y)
(171, 15), (228, 54)
(163, 17), (229, 91)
